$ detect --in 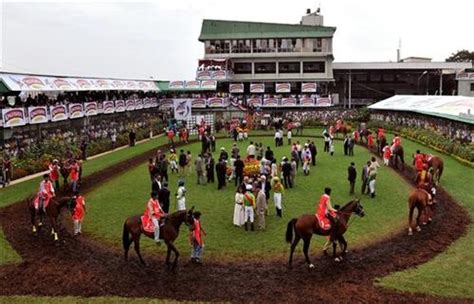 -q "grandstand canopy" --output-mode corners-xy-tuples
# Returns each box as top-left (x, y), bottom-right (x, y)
(368, 95), (474, 124)
(0, 72), (160, 92)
